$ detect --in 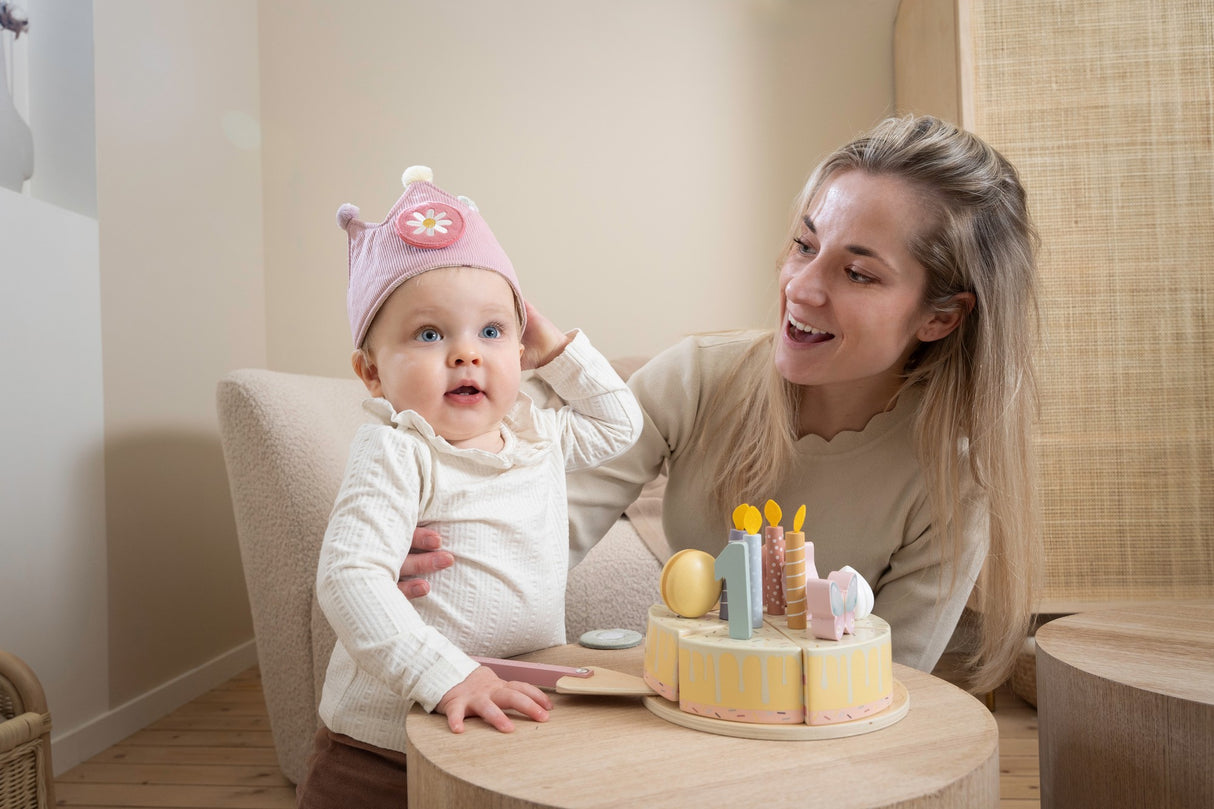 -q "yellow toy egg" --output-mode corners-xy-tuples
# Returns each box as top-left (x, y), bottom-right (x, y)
(660, 549), (723, 618)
